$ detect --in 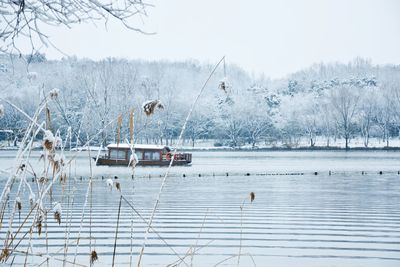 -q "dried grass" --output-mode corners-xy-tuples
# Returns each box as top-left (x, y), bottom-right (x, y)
(29, 193), (35, 206)
(60, 173), (67, 183)
(44, 139), (54, 151)
(219, 80), (227, 93)
(36, 216), (43, 236)
(0, 104), (4, 118)
(136, 56), (226, 267)
(54, 211), (61, 225)
(49, 88), (60, 99)
(19, 163), (26, 171)
(129, 109), (135, 145)
(250, 192), (255, 203)
(143, 100), (164, 116)
(16, 197), (22, 211)
(115, 182), (121, 191)
(116, 114), (123, 145)
(90, 250), (98, 264)
(0, 247), (10, 262)
(43, 130), (55, 151)
(39, 176), (47, 183)
(46, 107), (52, 131)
